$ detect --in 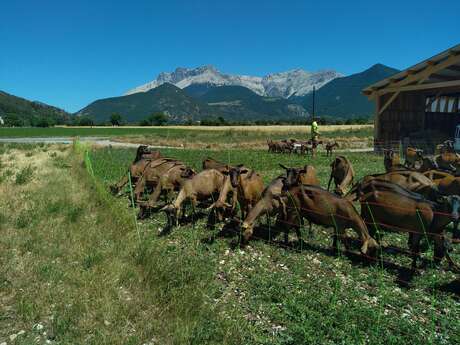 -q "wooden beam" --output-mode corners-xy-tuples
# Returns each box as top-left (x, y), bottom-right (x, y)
(382, 79), (460, 93)
(379, 92), (399, 115)
(375, 53), (460, 95)
(430, 73), (458, 81)
(446, 65), (460, 72)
